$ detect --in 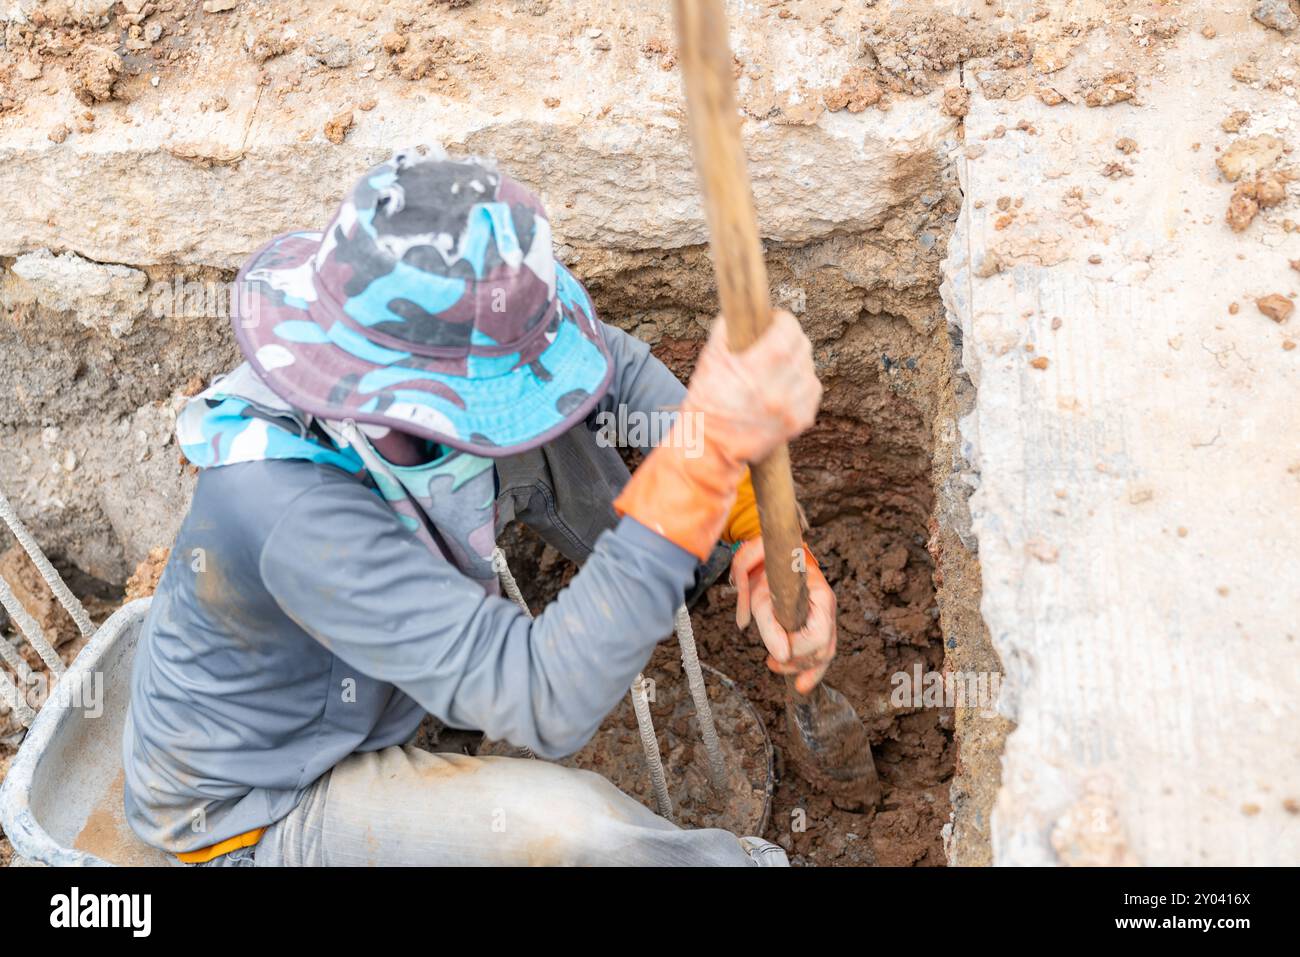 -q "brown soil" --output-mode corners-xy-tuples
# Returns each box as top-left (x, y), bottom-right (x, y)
(0, 546), (119, 675)
(500, 486), (952, 866)
(1257, 294), (1295, 323)
(0, 550), (123, 864)
(124, 546), (169, 602)
(0, 554), (122, 865)
(0, 543), (80, 648)
(70, 769), (172, 865)
(69, 44), (122, 104)
(684, 515), (951, 867)
(323, 108), (354, 145)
